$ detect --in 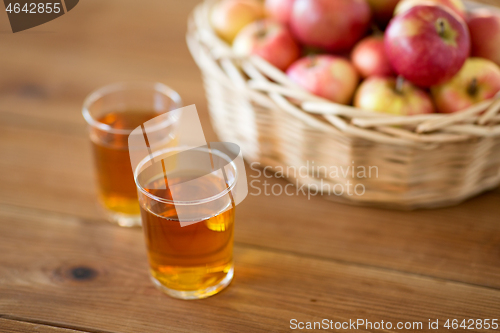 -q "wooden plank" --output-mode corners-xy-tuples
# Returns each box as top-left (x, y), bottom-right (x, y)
(0, 206), (499, 333)
(1, 125), (500, 291)
(0, 318), (93, 333)
(0, 126), (99, 220)
(0, 0), (207, 128)
(237, 182), (500, 289)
